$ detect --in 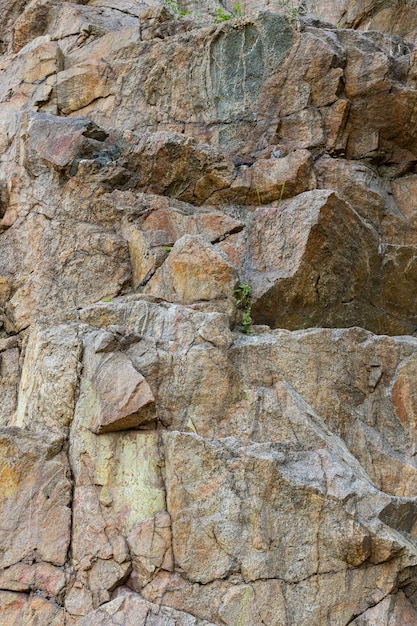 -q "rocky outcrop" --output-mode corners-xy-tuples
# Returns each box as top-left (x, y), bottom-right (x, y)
(2, 1), (417, 625)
